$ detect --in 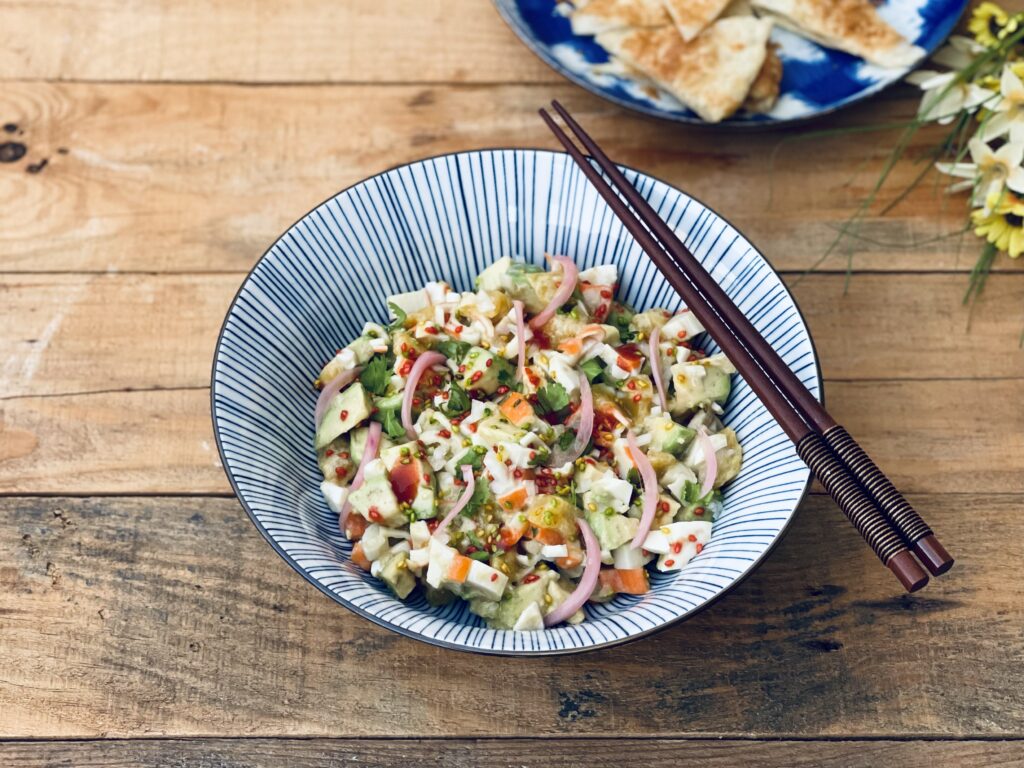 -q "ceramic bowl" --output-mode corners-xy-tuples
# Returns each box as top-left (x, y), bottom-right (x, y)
(211, 149), (822, 655)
